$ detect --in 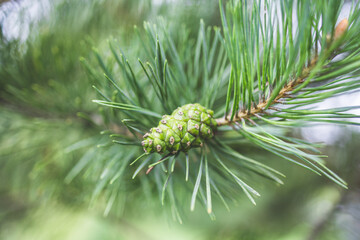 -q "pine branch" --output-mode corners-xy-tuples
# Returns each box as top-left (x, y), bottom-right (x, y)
(216, 19), (349, 126)
(75, 0), (360, 219)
